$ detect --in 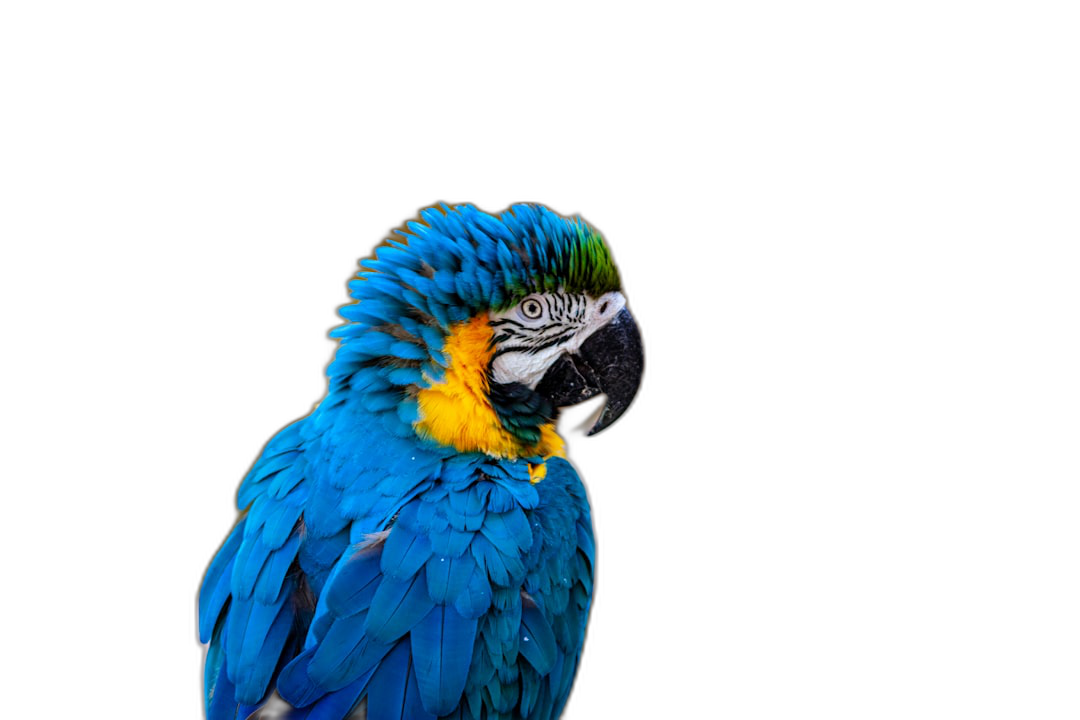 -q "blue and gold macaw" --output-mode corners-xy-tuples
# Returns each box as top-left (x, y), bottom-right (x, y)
(199, 203), (643, 720)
